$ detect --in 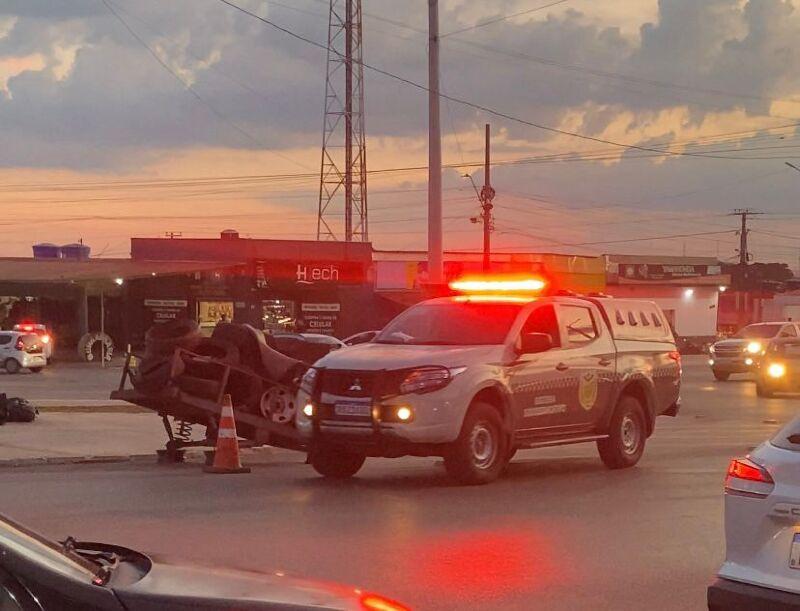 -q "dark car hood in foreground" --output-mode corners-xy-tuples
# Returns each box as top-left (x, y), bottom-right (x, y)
(115, 558), (364, 610)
